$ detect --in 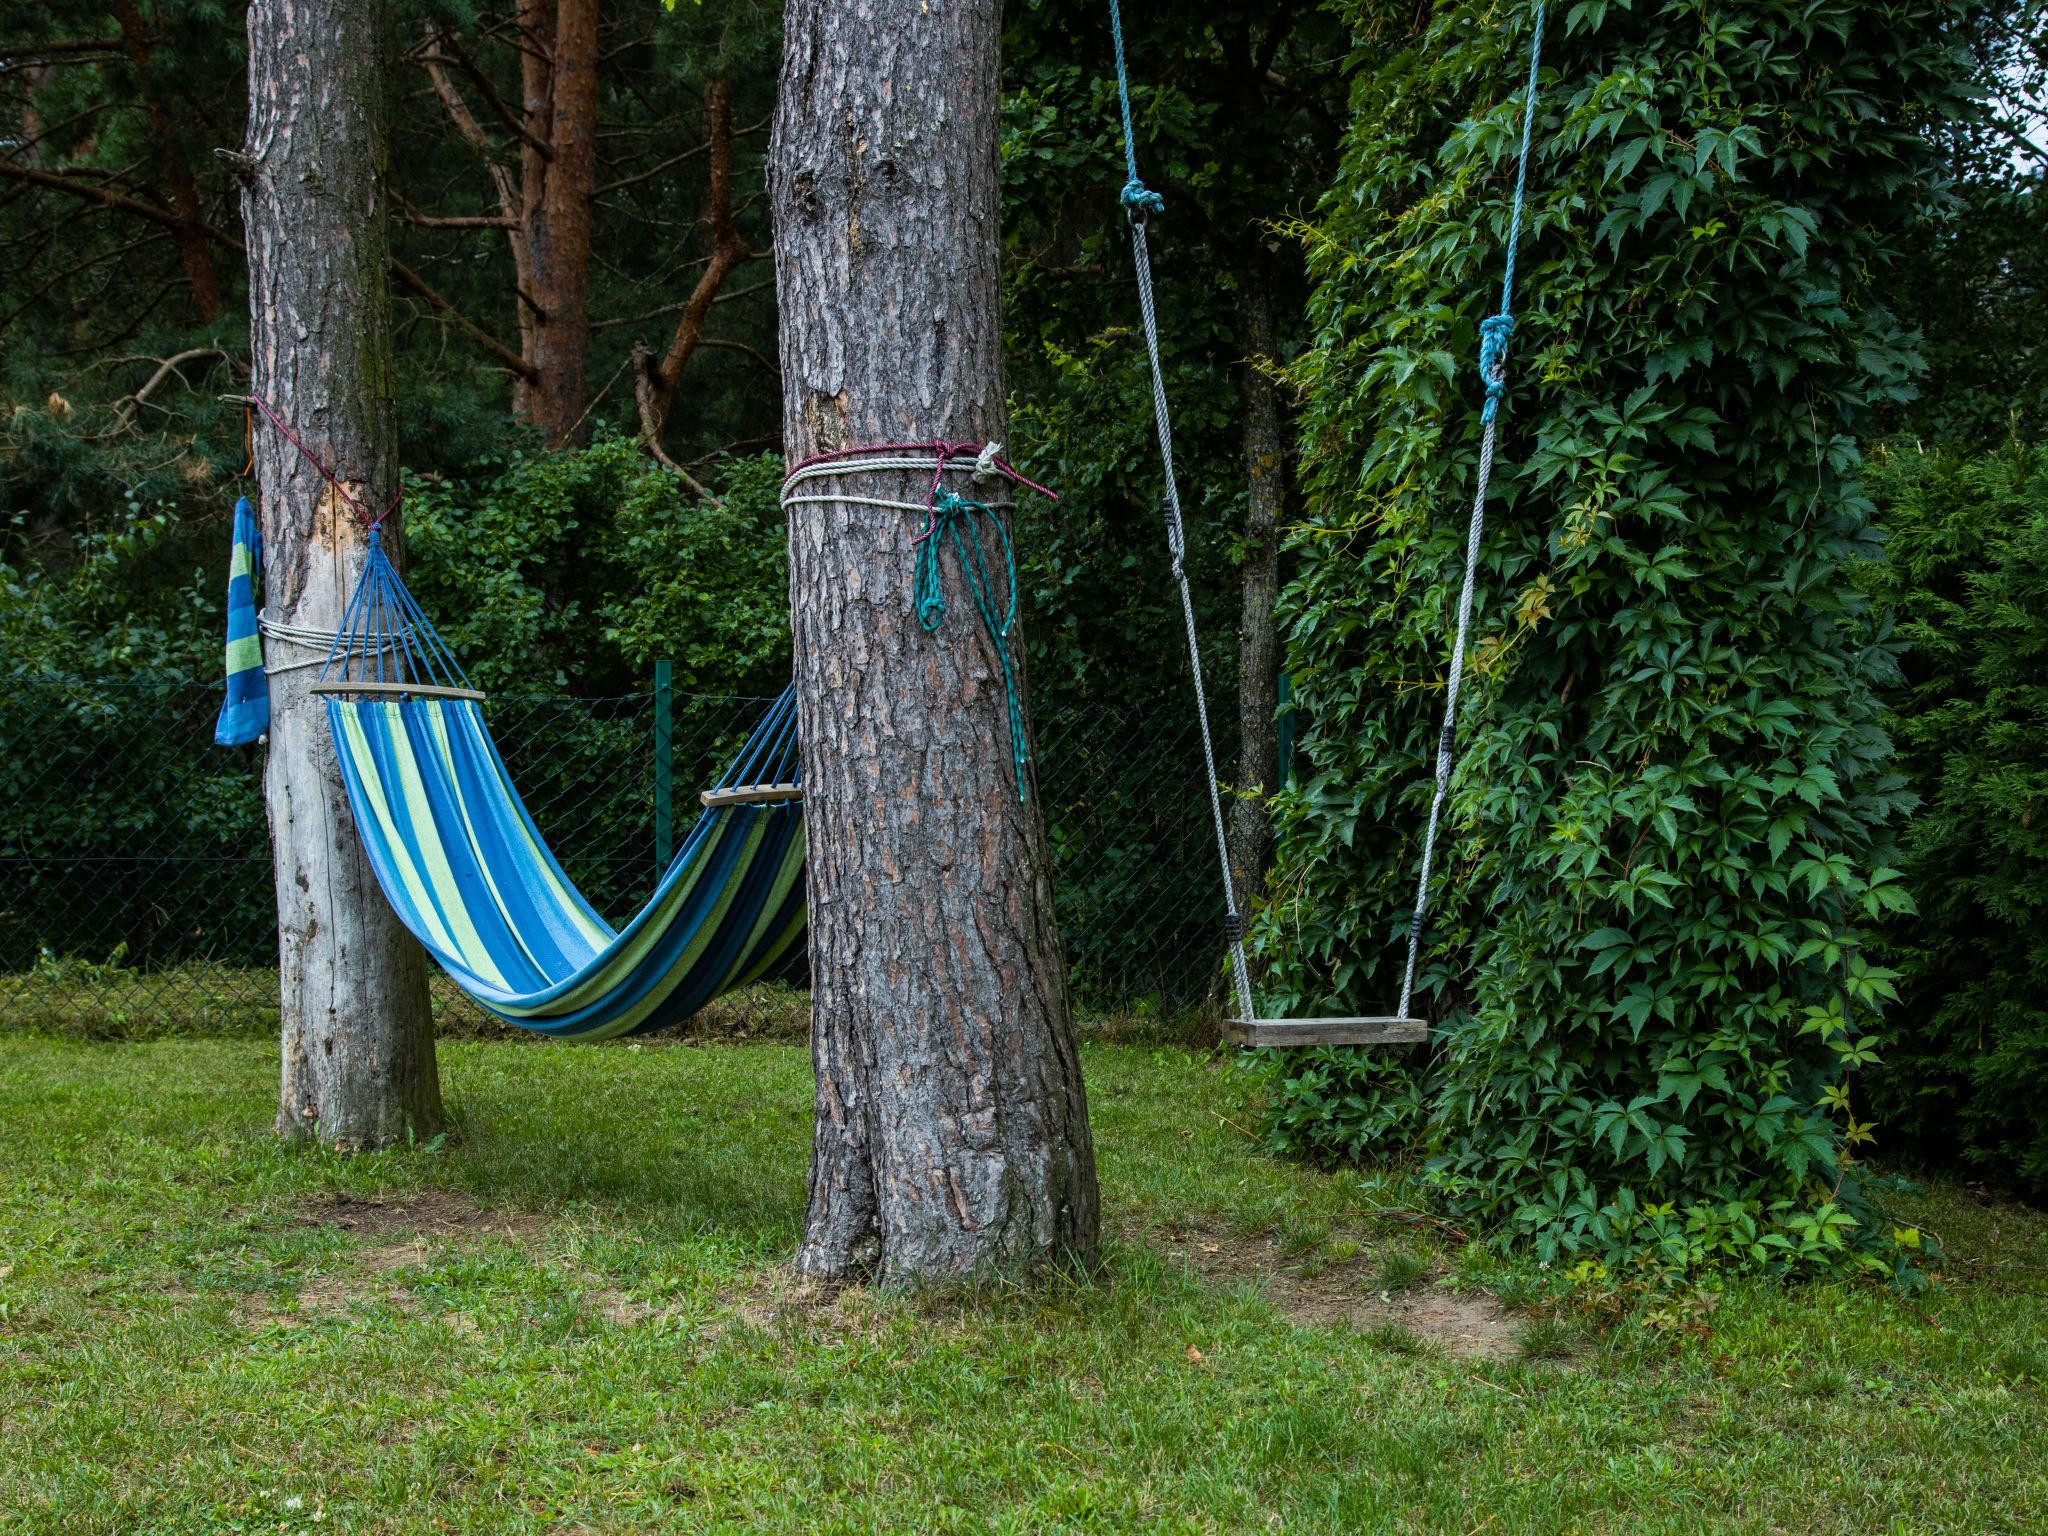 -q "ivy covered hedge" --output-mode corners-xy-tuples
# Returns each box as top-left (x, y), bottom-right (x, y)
(1259, 0), (1979, 1278)
(1862, 443), (2048, 1200)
